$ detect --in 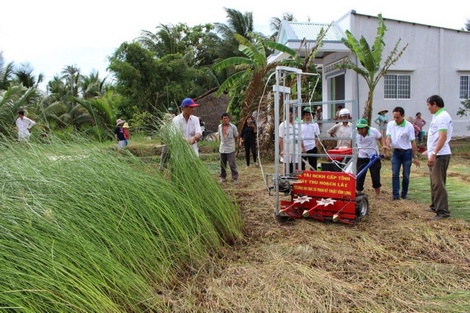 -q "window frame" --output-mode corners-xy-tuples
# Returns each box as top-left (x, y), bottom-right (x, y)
(384, 74), (411, 100)
(460, 75), (470, 99)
